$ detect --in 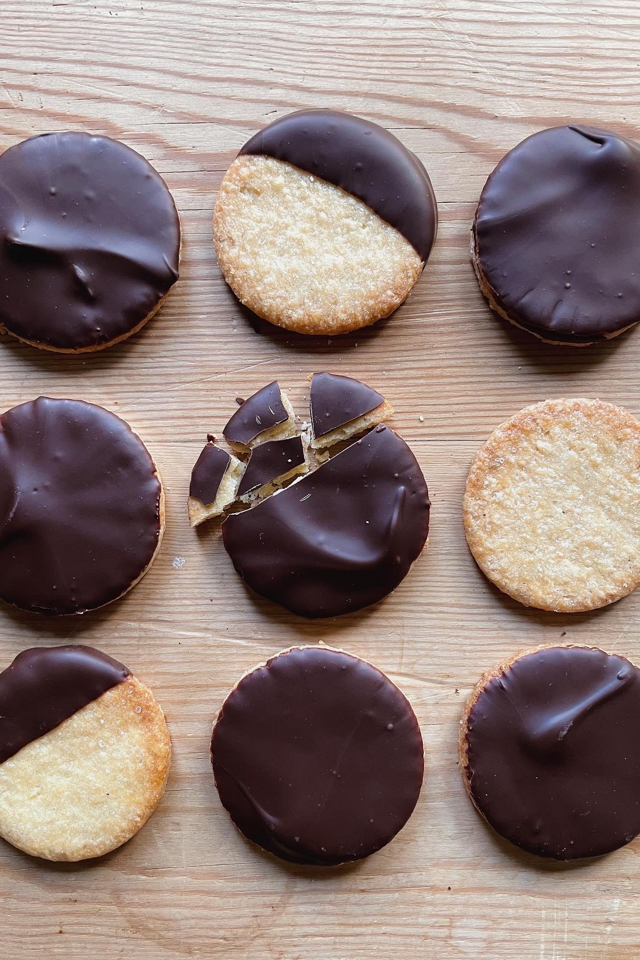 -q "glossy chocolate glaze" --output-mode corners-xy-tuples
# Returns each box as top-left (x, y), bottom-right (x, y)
(237, 436), (305, 497)
(0, 132), (180, 351)
(223, 381), (288, 446)
(465, 646), (640, 859)
(240, 109), (437, 261)
(0, 645), (129, 764)
(222, 425), (430, 618)
(0, 397), (162, 615)
(211, 646), (424, 865)
(474, 125), (640, 342)
(190, 442), (231, 504)
(310, 372), (384, 439)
